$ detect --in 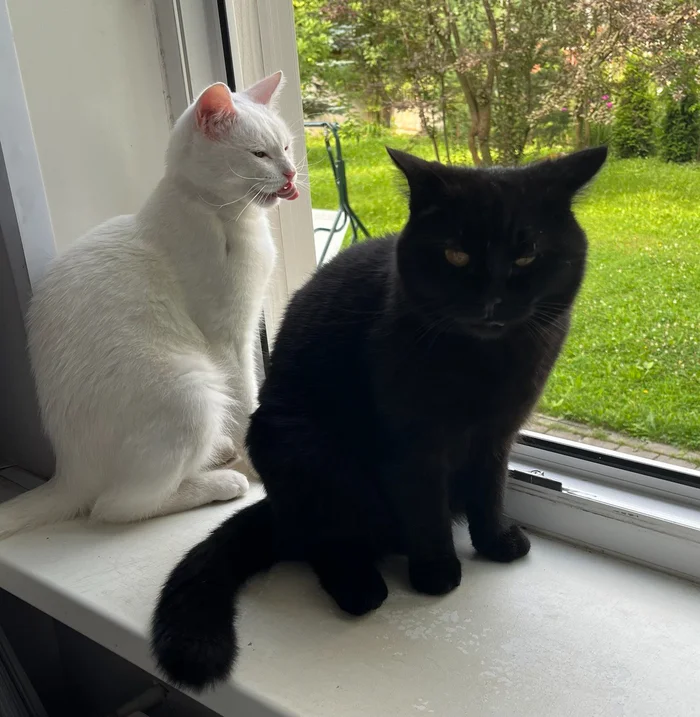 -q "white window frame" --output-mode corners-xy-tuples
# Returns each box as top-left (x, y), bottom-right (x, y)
(209, 0), (700, 583)
(224, 0), (317, 338)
